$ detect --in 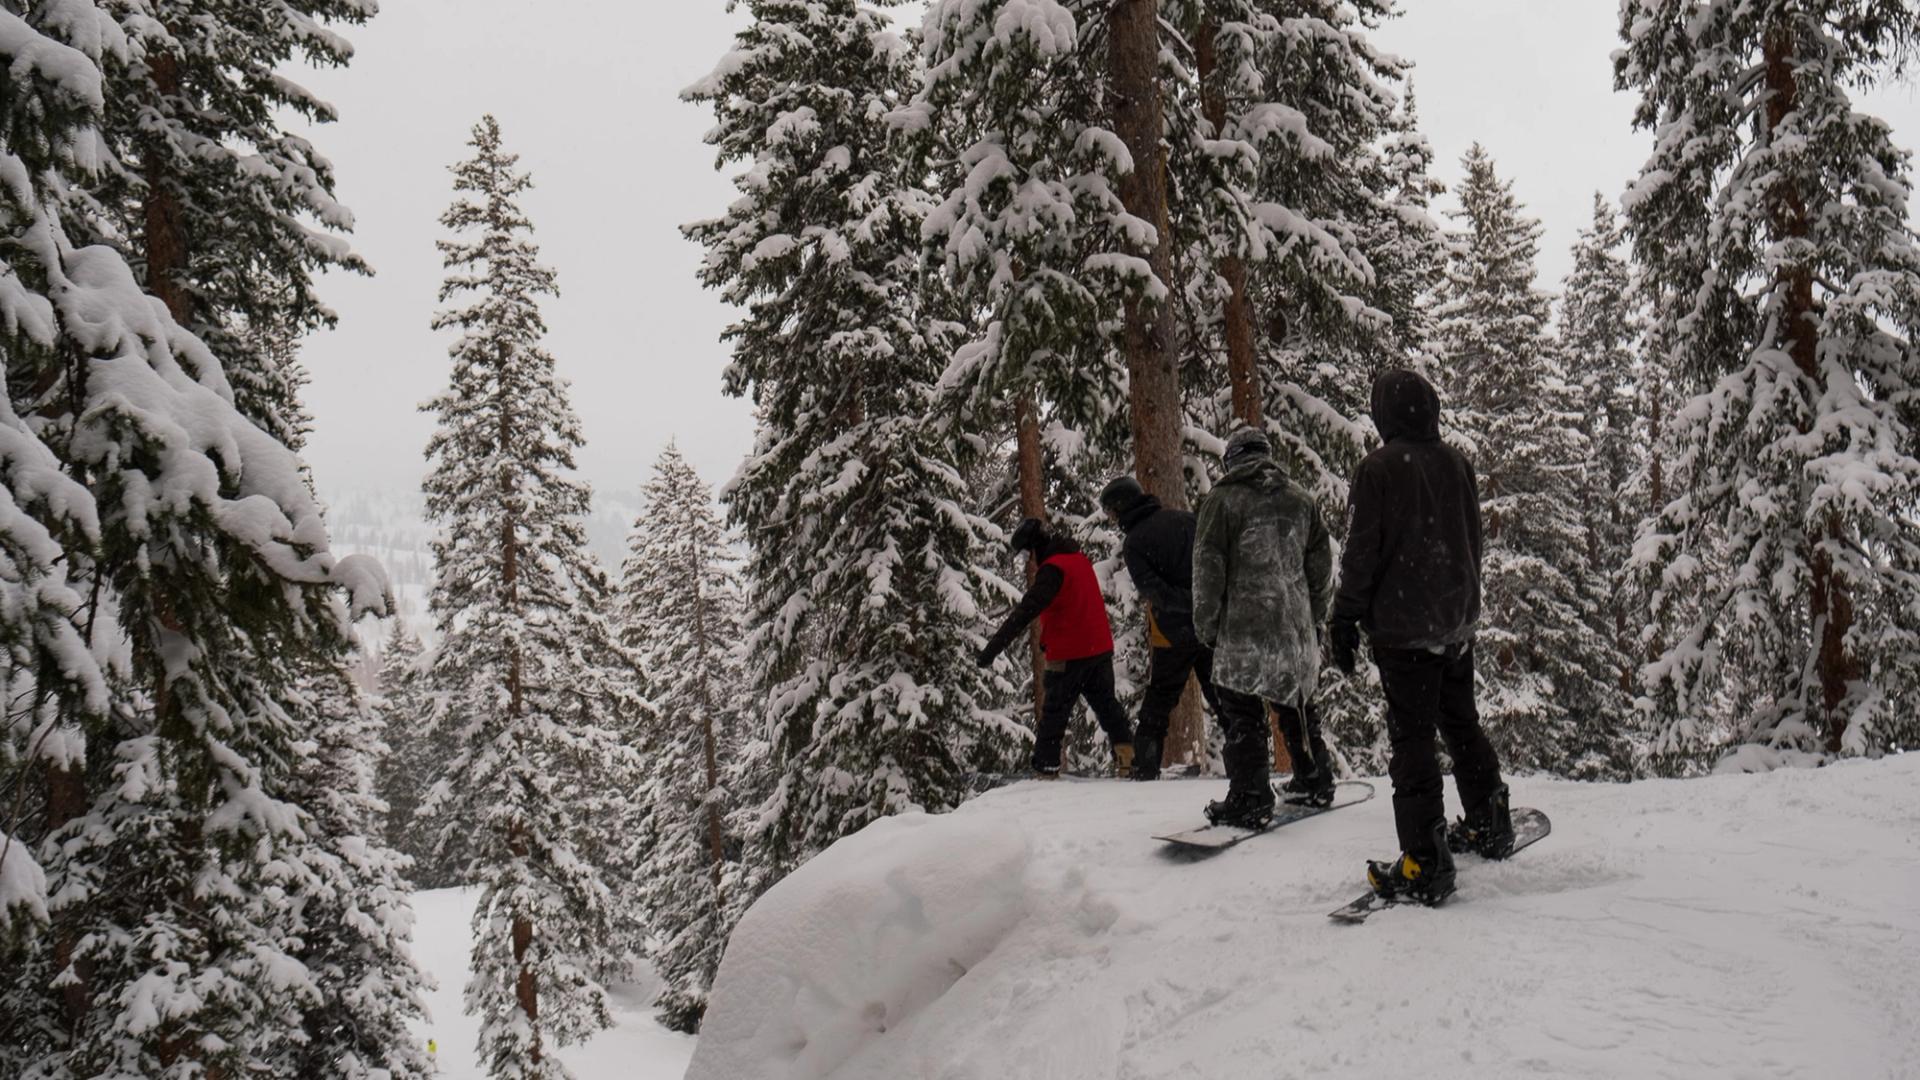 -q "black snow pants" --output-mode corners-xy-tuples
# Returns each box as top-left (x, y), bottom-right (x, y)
(1212, 686), (1275, 798)
(1376, 640), (1504, 857)
(1275, 698), (1331, 780)
(1035, 652), (1133, 771)
(1133, 641), (1223, 745)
